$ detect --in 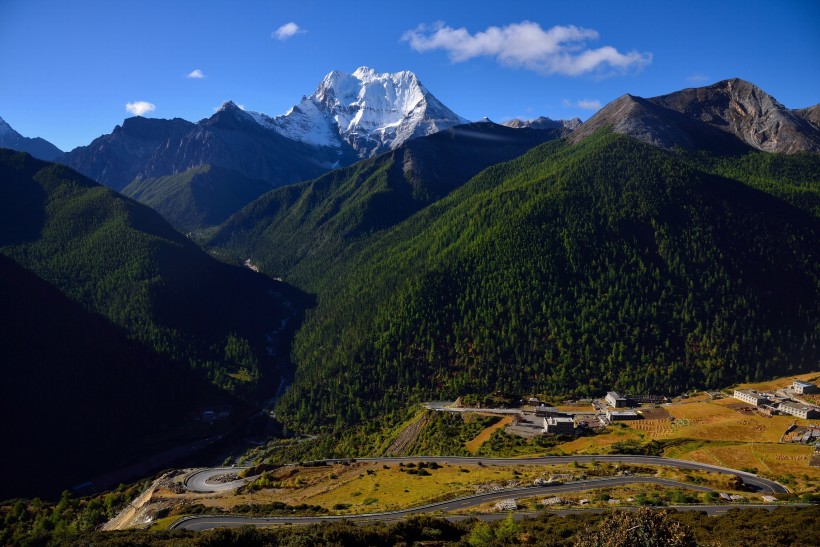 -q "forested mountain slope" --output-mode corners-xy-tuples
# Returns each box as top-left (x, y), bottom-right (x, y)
(207, 122), (561, 285)
(0, 149), (297, 396)
(122, 164), (273, 231)
(0, 254), (220, 500)
(271, 132), (820, 430)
